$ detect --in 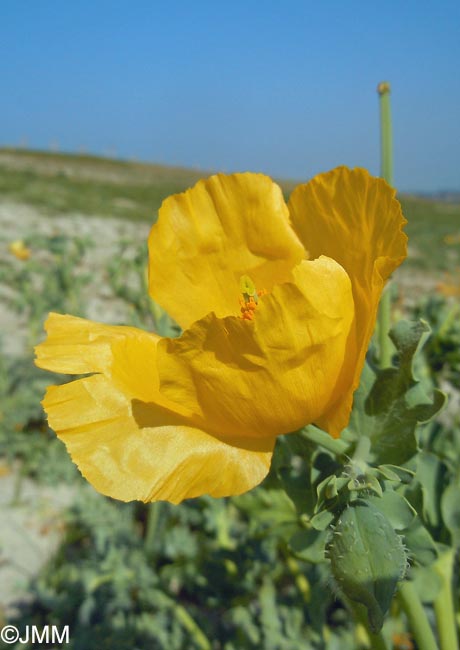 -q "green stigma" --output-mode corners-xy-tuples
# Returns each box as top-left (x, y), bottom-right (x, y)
(239, 274), (258, 303)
